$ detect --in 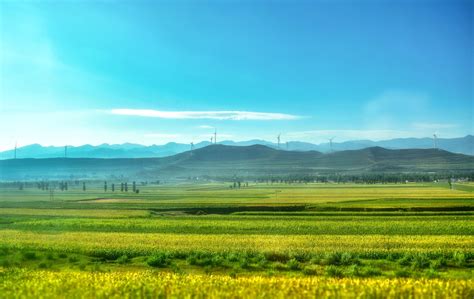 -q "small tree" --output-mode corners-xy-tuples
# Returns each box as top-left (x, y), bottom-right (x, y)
(111, 183), (115, 192)
(104, 181), (107, 192)
(83, 182), (86, 192)
(125, 183), (128, 192)
(121, 183), (124, 192)
(132, 181), (136, 192)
